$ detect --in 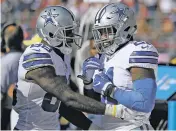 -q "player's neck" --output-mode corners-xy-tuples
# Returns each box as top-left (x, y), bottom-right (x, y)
(52, 47), (64, 61)
(115, 37), (133, 52)
(105, 39), (133, 61)
(41, 40), (65, 60)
